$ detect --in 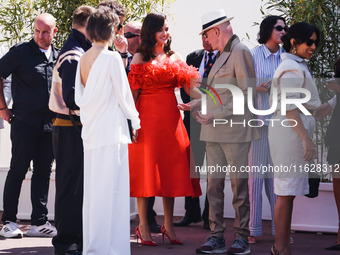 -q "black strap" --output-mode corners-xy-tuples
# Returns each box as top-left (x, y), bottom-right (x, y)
(69, 109), (81, 133)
